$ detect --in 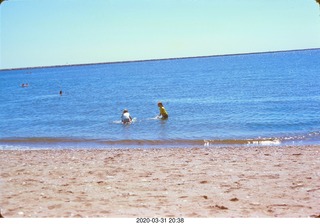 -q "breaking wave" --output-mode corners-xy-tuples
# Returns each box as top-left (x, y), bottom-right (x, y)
(0, 131), (319, 149)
